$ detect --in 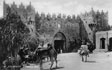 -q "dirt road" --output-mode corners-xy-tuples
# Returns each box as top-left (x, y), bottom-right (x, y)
(21, 52), (112, 70)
